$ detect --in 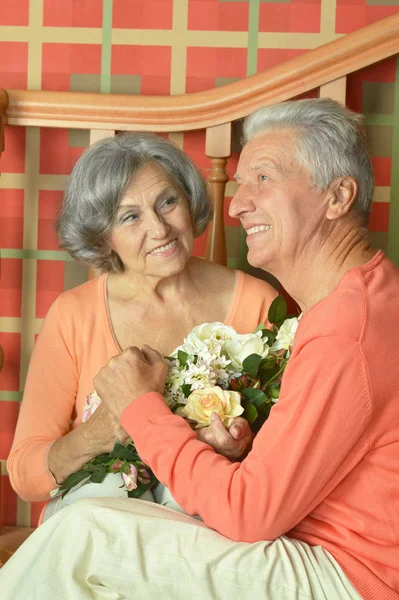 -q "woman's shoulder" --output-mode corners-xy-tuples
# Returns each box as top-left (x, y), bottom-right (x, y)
(190, 258), (236, 288)
(235, 269), (277, 297)
(46, 273), (105, 322)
